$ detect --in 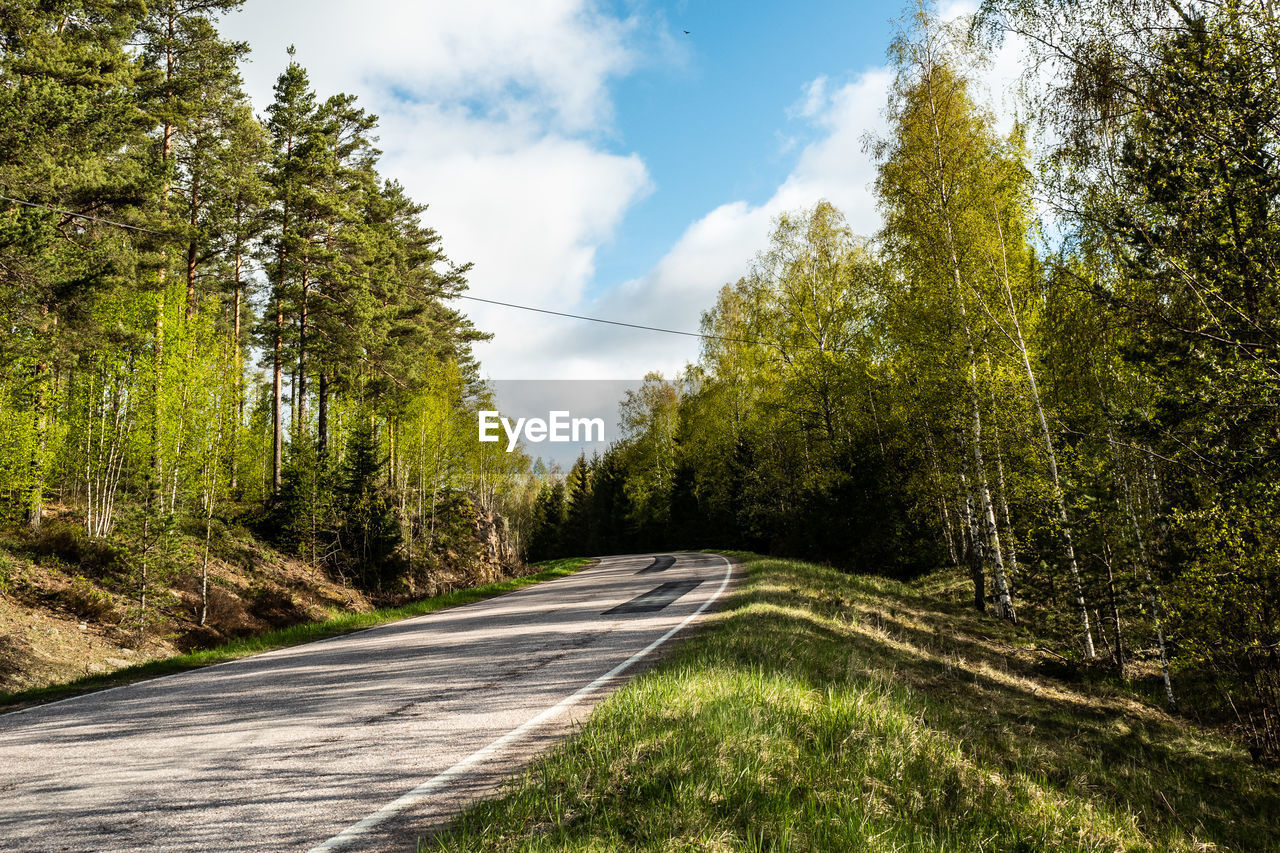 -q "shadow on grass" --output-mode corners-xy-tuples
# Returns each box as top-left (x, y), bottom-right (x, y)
(426, 554), (1280, 853)
(752, 559), (1280, 849)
